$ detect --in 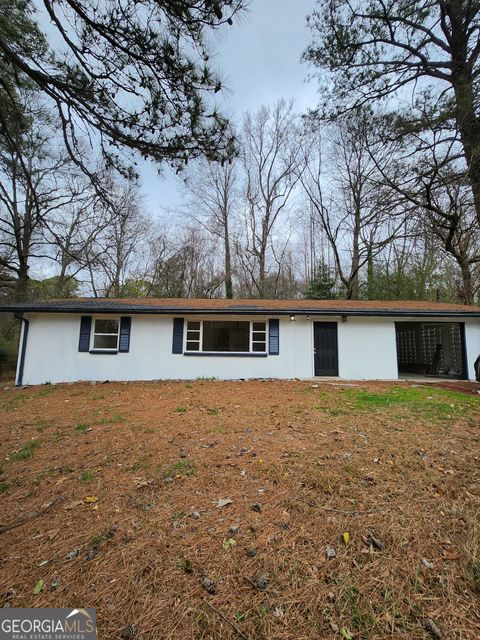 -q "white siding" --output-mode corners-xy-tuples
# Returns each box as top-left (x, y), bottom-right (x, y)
(18, 312), (480, 384)
(337, 318), (398, 380)
(22, 313), (308, 384)
(464, 320), (480, 380)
